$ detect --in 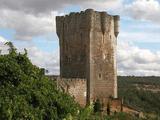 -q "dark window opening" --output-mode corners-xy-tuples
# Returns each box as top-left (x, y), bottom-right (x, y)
(99, 73), (102, 79)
